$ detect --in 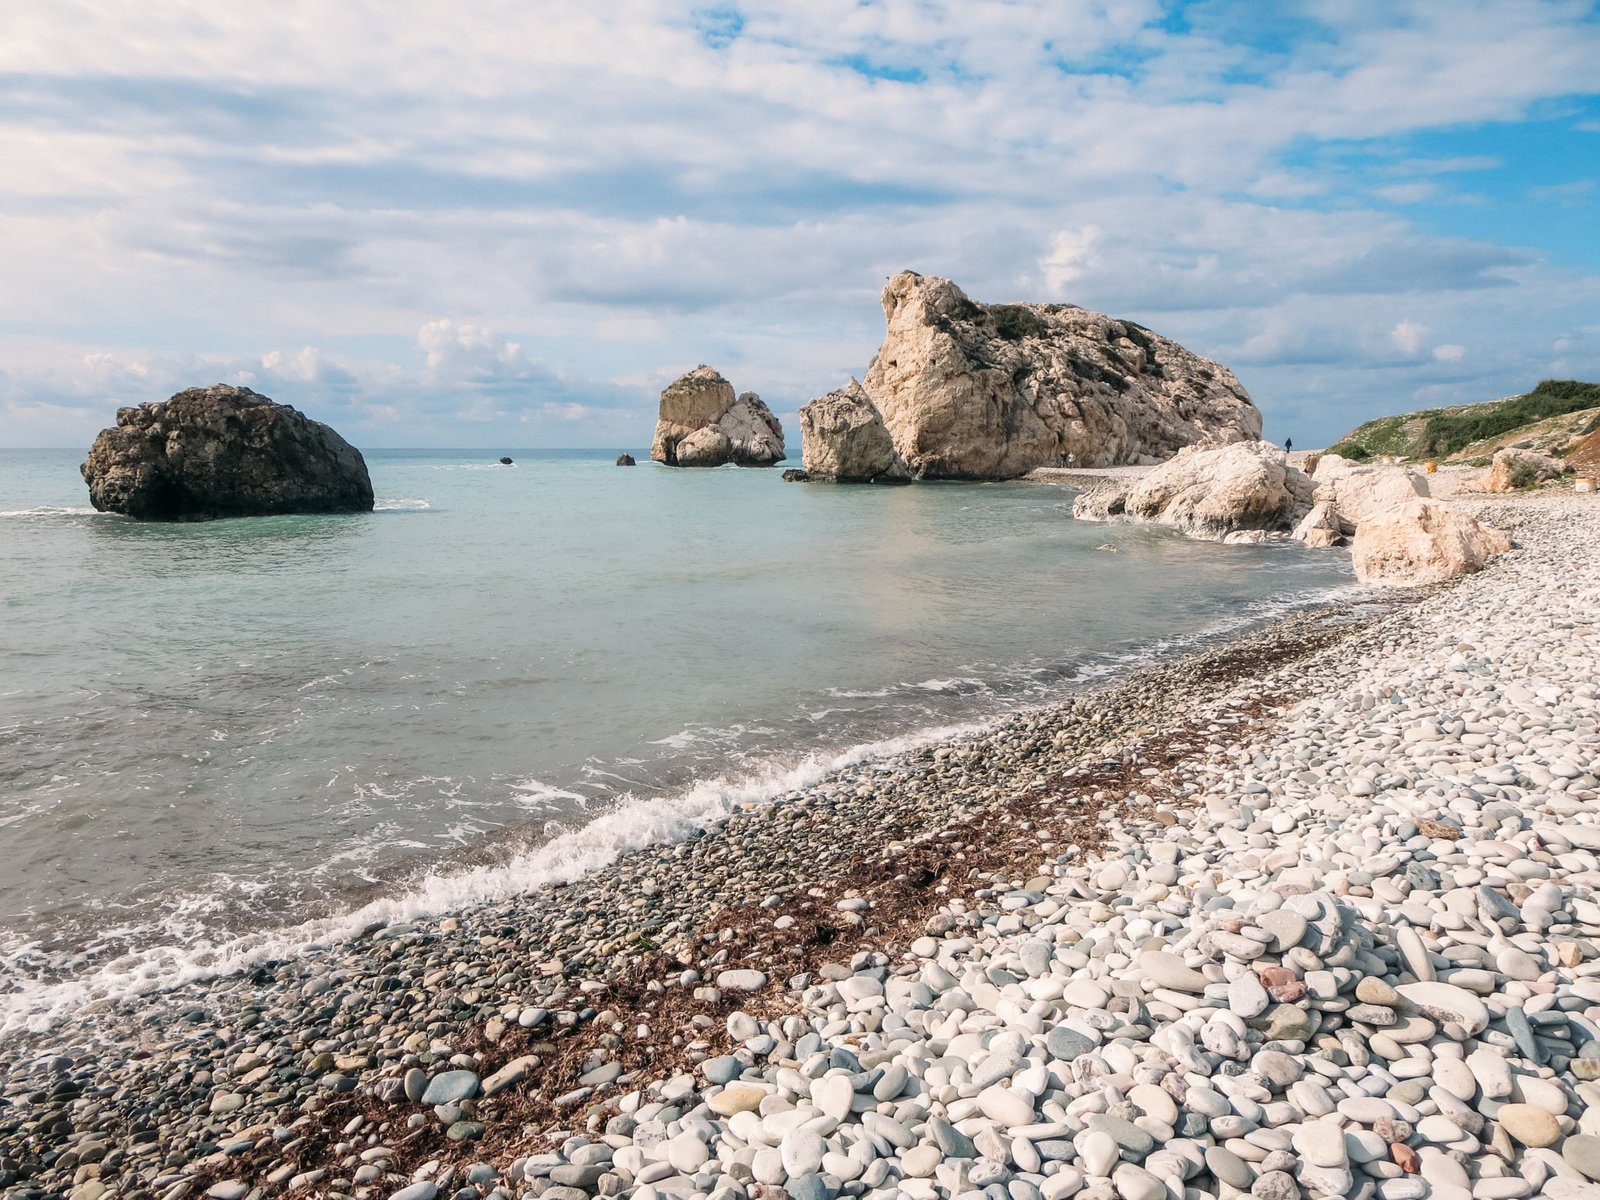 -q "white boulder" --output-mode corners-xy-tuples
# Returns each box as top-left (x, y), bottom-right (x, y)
(1350, 499), (1512, 587)
(1074, 440), (1315, 541)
